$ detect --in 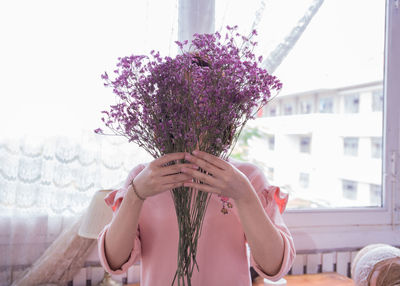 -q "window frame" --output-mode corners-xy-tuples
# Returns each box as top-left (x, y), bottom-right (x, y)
(282, 0), (400, 251)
